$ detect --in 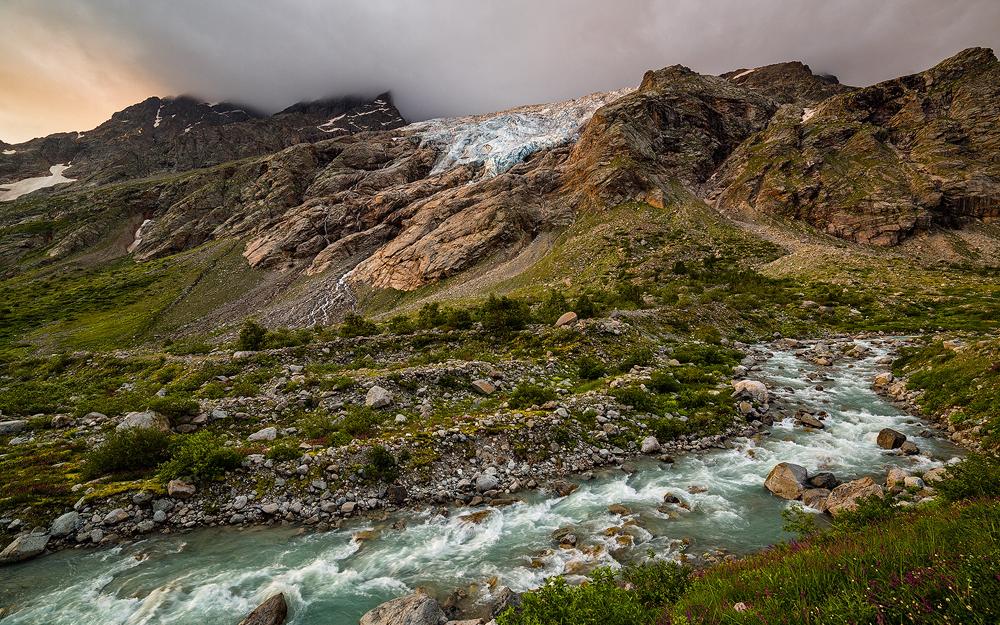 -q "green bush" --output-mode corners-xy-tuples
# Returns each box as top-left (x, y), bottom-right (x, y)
(936, 453), (1000, 502)
(158, 431), (243, 481)
(611, 386), (660, 413)
(363, 445), (399, 483)
(82, 428), (172, 479)
(650, 416), (688, 441)
(618, 346), (654, 373)
(340, 313), (378, 338)
(574, 293), (596, 319)
(577, 355), (607, 381)
(479, 294), (531, 334)
(509, 383), (558, 409)
(237, 319), (267, 351)
(265, 442), (302, 462)
(537, 290), (570, 324)
(339, 405), (385, 437)
(648, 370), (681, 393)
(148, 395), (199, 420)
